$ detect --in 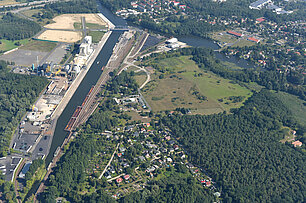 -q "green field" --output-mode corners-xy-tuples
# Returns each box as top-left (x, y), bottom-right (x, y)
(88, 31), (105, 43)
(0, 39), (29, 52)
(232, 39), (256, 47)
(133, 71), (147, 86)
(86, 23), (106, 29)
(272, 91), (306, 127)
(74, 22), (82, 29)
(211, 32), (237, 44)
(21, 40), (57, 52)
(142, 56), (252, 114)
